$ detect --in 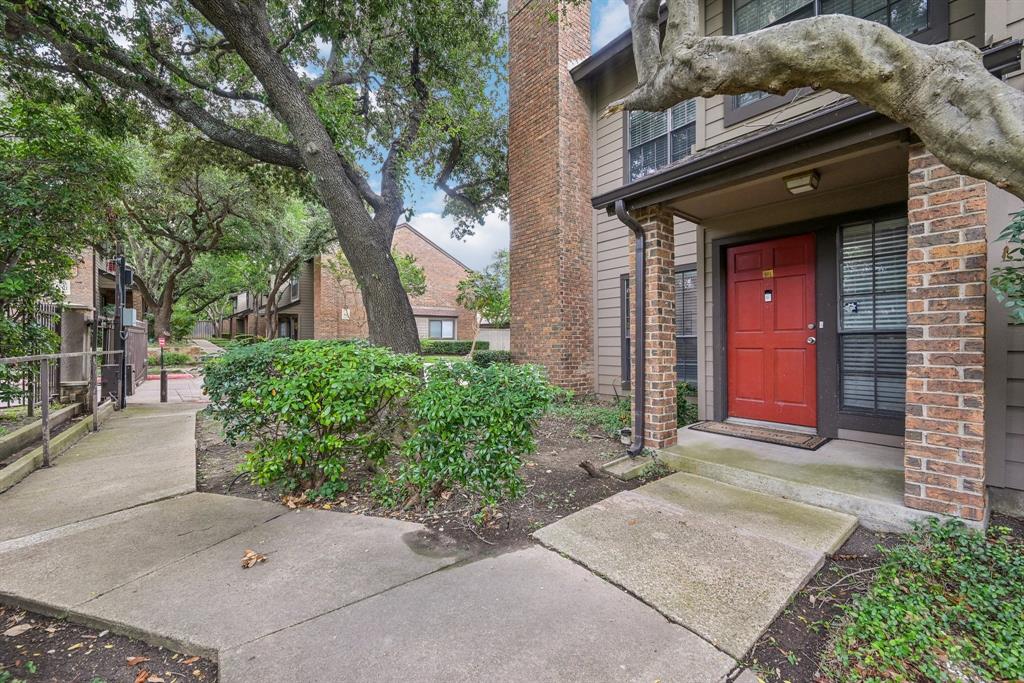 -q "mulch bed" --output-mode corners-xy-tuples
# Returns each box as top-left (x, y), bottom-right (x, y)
(0, 418), (82, 470)
(0, 604), (216, 683)
(196, 410), (661, 553)
(745, 513), (1024, 682)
